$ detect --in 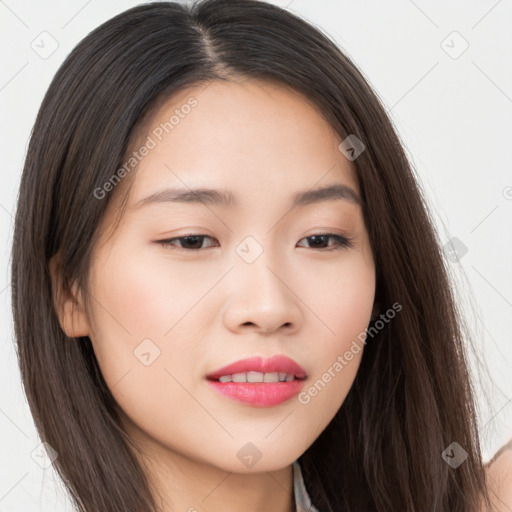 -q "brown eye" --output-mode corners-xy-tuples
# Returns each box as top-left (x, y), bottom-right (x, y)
(157, 235), (218, 250)
(297, 234), (353, 250)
